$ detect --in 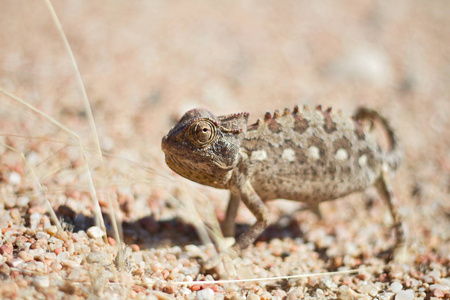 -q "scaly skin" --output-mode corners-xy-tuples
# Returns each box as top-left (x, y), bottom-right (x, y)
(161, 105), (405, 267)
